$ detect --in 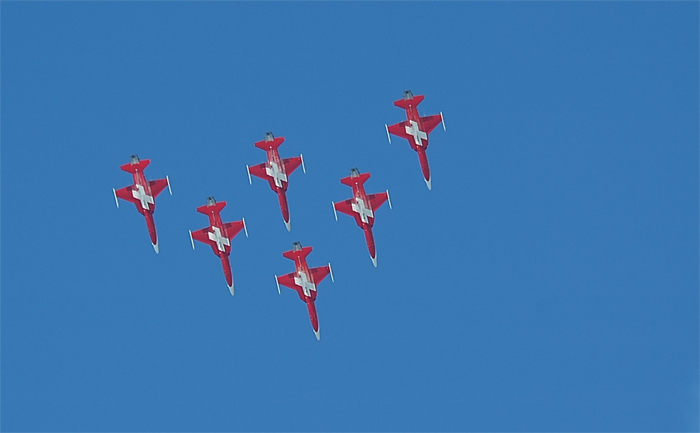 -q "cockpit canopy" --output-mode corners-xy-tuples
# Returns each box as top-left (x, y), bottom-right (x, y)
(350, 168), (360, 178)
(130, 154), (140, 164)
(292, 241), (302, 251)
(207, 196), (217, 206)
(265, 131), (275, 141)
(403, 90), (413, 100)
